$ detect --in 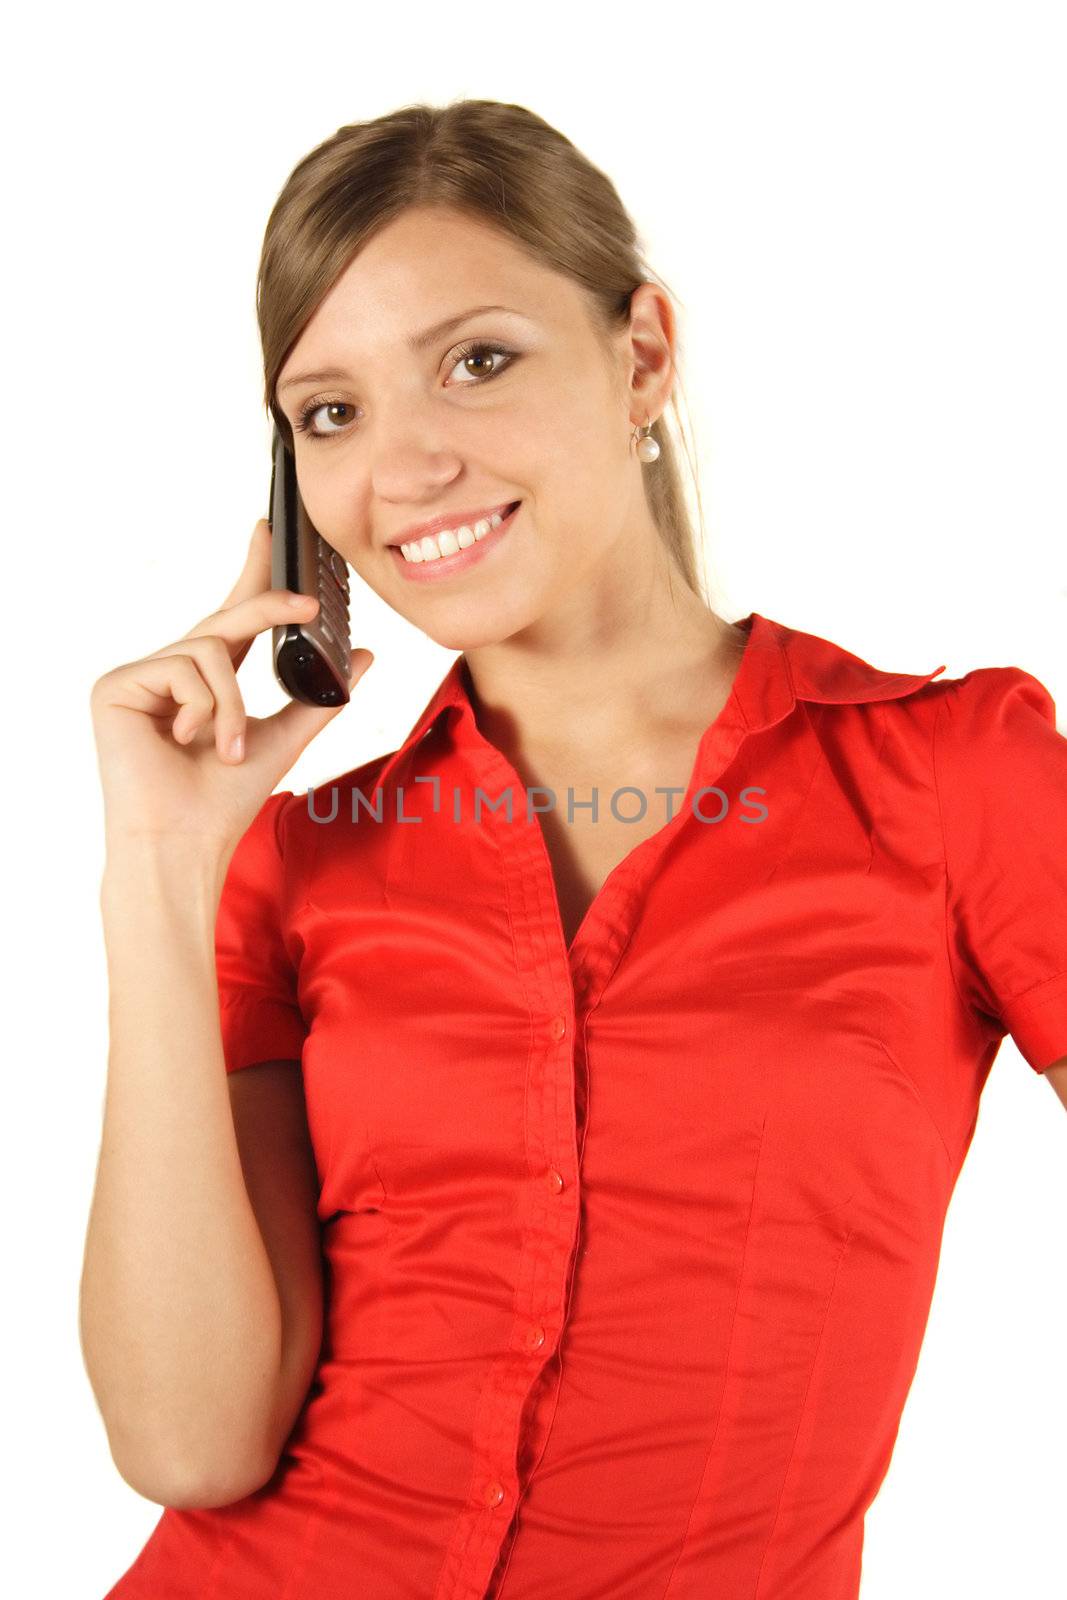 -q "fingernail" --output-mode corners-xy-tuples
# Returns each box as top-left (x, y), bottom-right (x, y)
(228, 733), (244, 761)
